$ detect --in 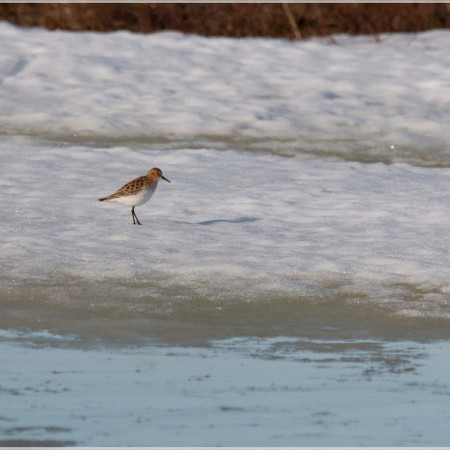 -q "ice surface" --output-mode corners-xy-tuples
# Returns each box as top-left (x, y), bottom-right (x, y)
(1, 142), (450, 318)
(0, 23), (450, 321)
(0, 24), (450, 164)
